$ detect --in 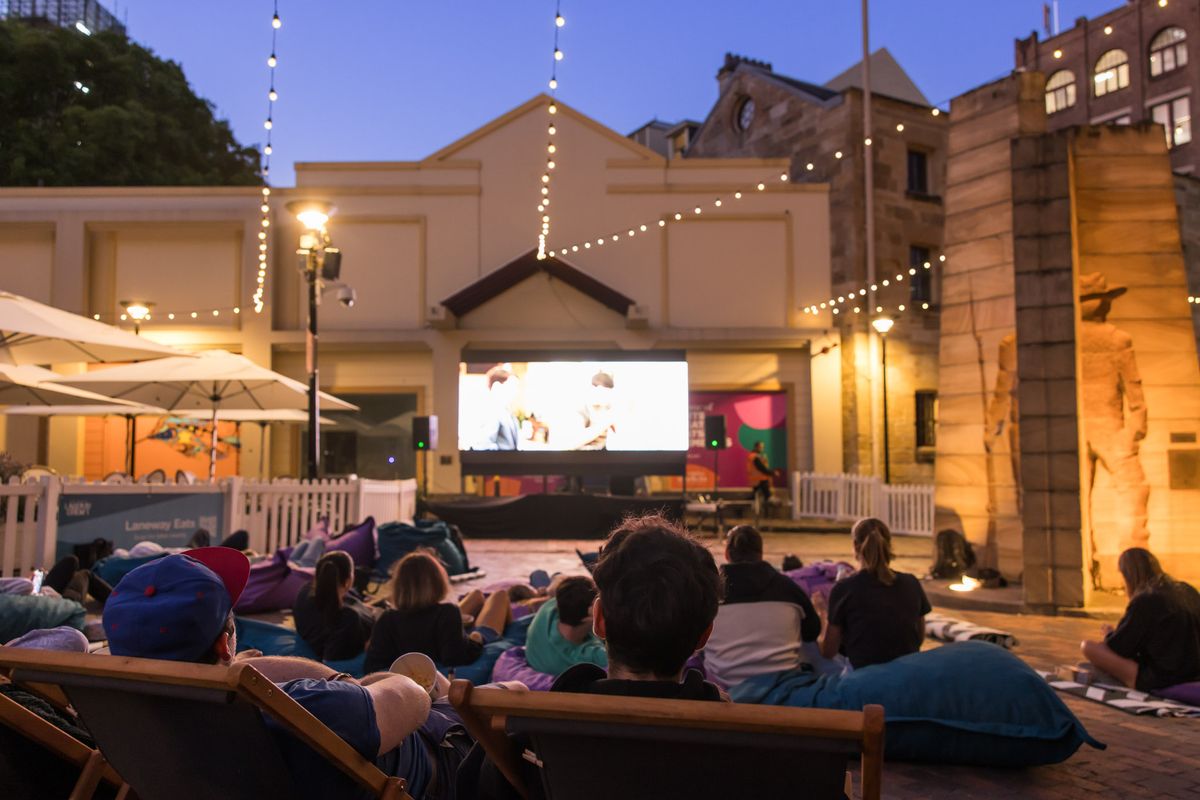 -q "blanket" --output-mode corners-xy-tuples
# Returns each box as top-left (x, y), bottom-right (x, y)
(925, 612), (1018, 649)
(1036, 670), (1200, 718)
